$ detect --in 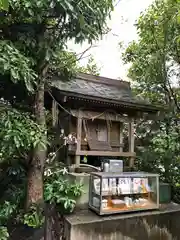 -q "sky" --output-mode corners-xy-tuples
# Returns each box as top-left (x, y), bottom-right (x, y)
(68, 0), (153, 81)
